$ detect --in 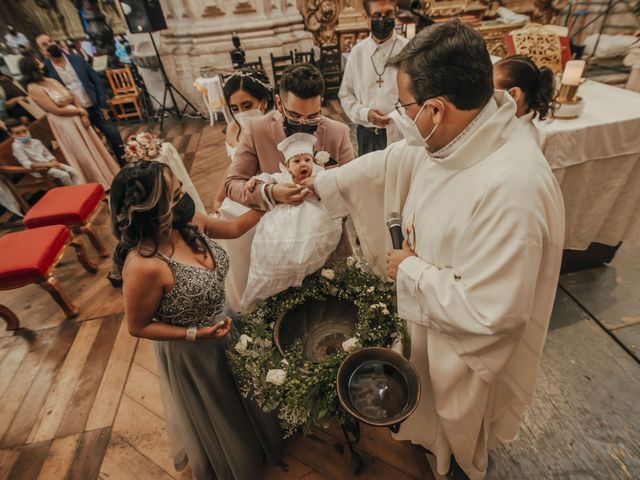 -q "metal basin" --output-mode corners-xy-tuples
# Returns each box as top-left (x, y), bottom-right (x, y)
(337, 347), (420, 428)
(273, 296), (358, 363)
